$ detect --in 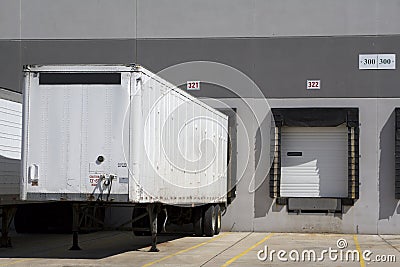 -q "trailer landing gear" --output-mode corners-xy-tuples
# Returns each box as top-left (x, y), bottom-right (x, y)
(68, 202), (106, 250)
(0, 206), (16, 248)
(69, 204), (81, 250)
(147, 204), (161, 252)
